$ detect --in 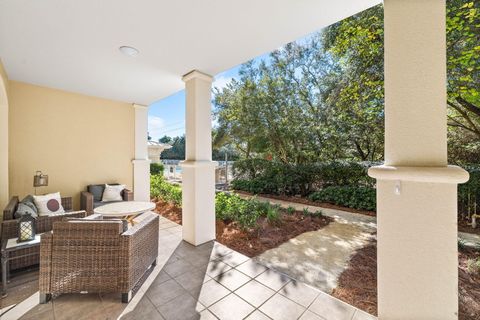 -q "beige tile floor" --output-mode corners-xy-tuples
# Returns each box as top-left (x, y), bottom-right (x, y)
(3, 215), (376, 320)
